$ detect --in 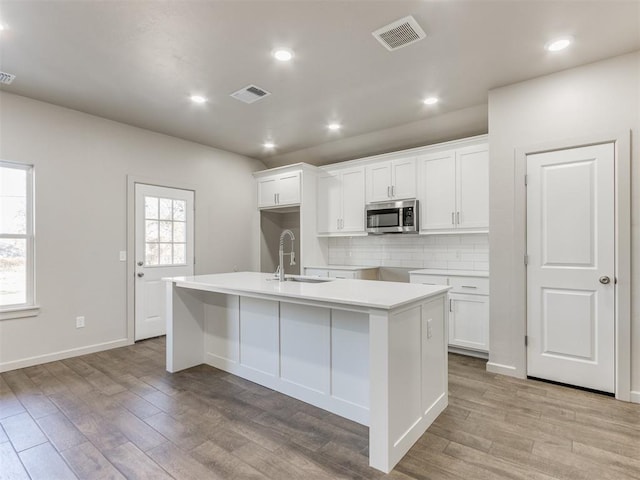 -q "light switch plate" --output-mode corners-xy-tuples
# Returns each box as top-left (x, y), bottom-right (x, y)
(119, 251), (127, 262)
